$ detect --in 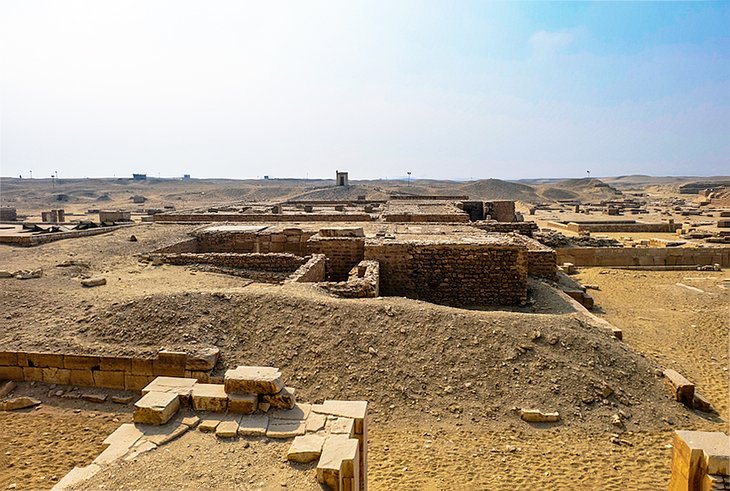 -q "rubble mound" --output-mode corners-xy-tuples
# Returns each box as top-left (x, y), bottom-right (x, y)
(535, 230), (623, 248)
(76, 285), (694, 432)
